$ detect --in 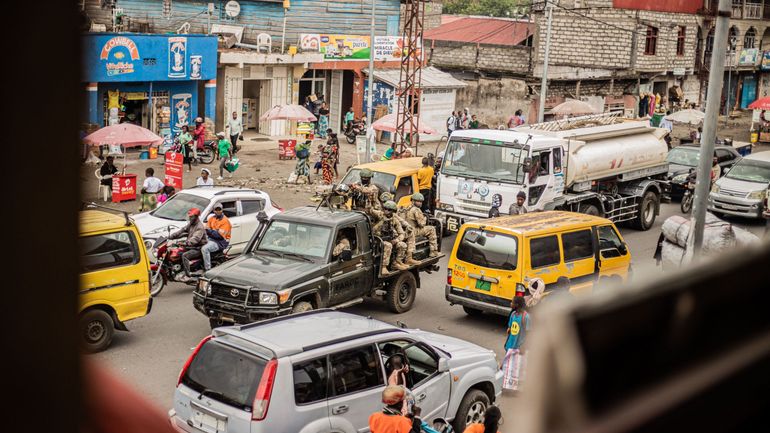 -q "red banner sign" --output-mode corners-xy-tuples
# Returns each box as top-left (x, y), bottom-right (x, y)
(164, 151), (184, 189)
(111, 174), (137, 203)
